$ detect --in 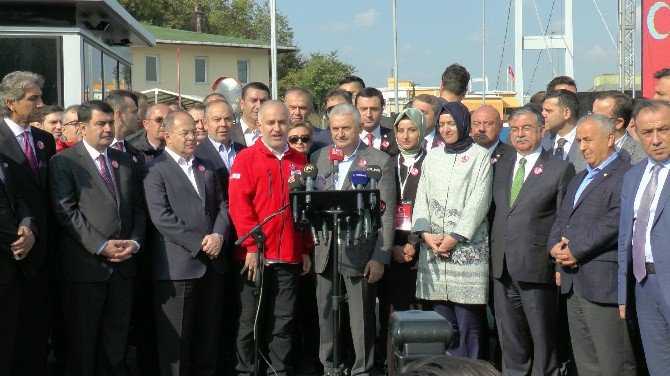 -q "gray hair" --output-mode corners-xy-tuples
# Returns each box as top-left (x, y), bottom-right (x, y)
(633, 99), (670, 119)
(328, 103), (361, 125)
(577, 113), (615, 134)
(509, 106), (545, 128)
(0, 71), (45, 117)
(258, 100), (290, 123)
(285, 87), (314, 108)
